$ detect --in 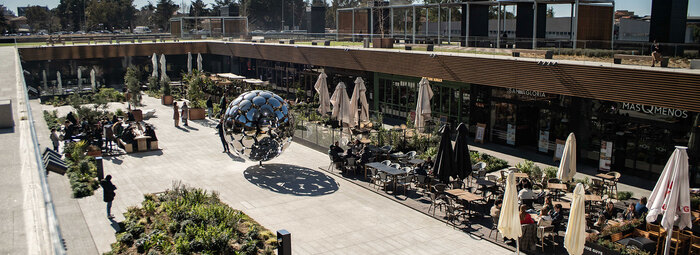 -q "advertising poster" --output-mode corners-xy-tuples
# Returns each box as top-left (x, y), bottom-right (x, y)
(554, 139), (565, 161)
(599, 141), (613, 172)
(538, 130), (550, 153)
(506, 124), (516, 145)
(475, 123), (486, 144)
